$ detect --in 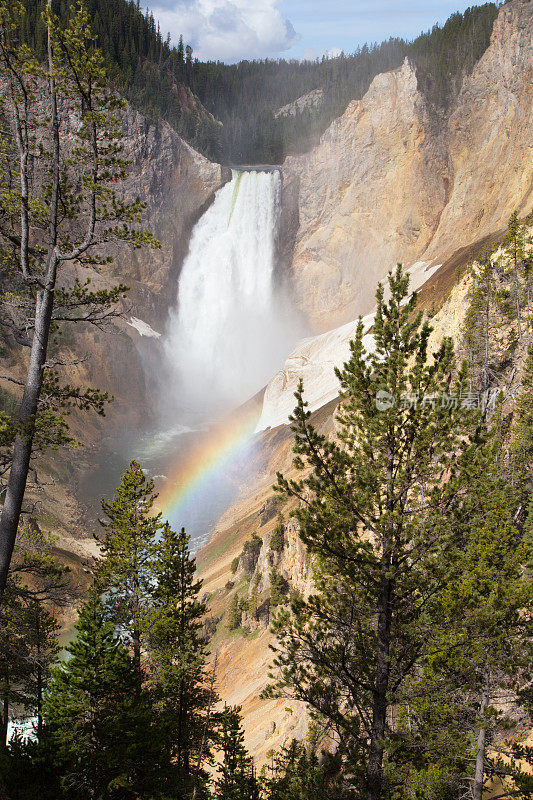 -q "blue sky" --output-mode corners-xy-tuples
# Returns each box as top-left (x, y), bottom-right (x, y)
(146, 0), (485, 63)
